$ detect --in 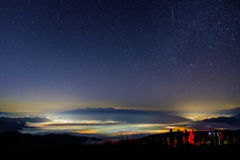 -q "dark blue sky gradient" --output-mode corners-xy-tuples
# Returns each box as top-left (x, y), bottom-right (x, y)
(0, 0), (240, 113)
